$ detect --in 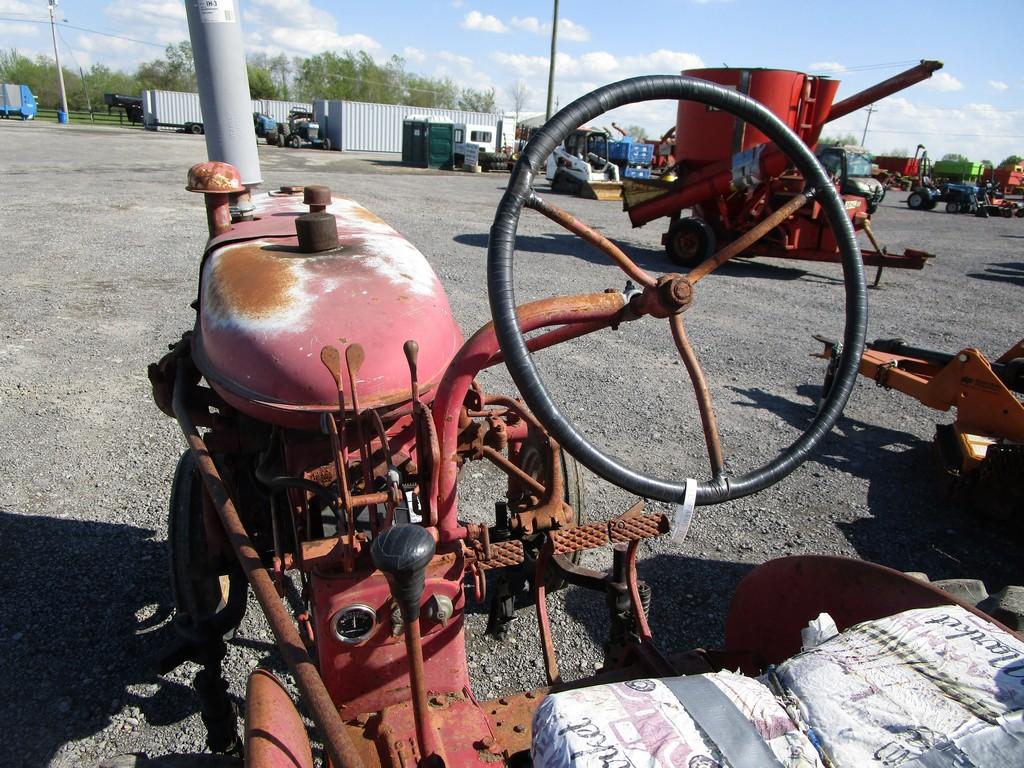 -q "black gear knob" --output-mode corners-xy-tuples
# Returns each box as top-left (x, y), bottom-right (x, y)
(372, 525), (435, 621)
